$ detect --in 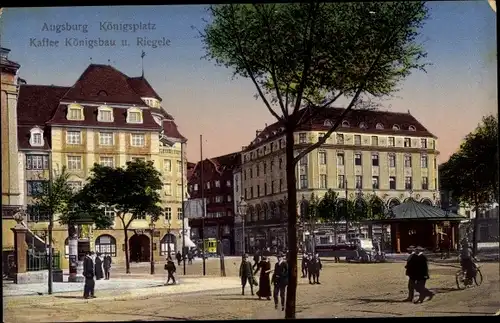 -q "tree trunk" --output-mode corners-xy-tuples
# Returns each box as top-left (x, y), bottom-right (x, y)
(68, 223), (79, 280)
(123, 224), (131, 274)
(285, 130), (298, 319)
